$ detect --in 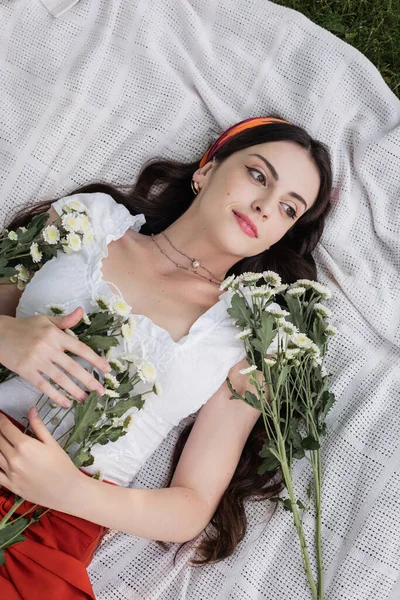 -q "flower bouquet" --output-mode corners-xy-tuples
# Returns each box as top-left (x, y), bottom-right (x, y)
(222, 271), (336, 600)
